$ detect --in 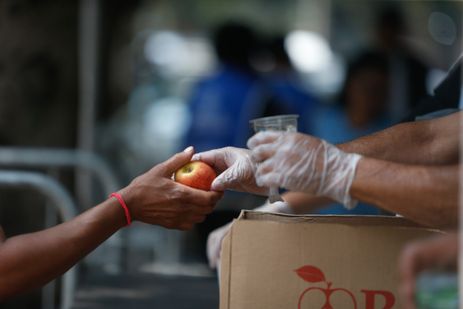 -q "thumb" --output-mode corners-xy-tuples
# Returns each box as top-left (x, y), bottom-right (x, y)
(160, 146), (194, 176)
(211, 166), (236, 191)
